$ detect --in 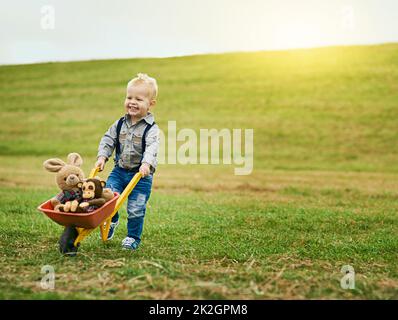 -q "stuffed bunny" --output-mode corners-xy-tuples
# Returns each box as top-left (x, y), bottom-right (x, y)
(43, 153), (85, 211)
